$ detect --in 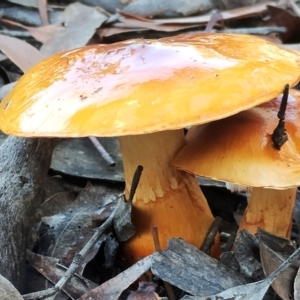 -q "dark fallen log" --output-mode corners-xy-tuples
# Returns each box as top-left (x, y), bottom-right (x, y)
(0, 136), (55, 291)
